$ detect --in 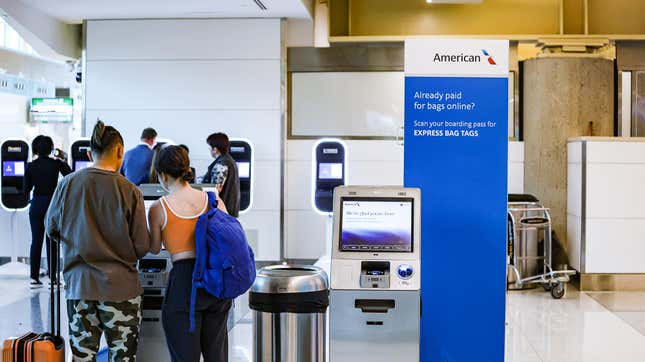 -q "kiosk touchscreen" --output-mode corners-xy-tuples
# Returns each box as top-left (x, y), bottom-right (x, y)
(330, 186), (421, 362)
(229, 139), (252, 213)
(70, 138), (93, 171)
(313, 139), (346, 214)
(1, 140), (30, 210)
